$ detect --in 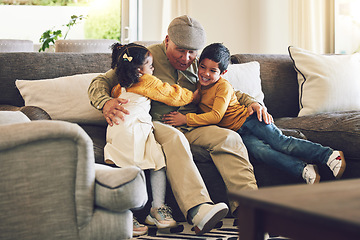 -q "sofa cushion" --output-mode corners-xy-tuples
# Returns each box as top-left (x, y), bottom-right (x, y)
(15, 73), (106, 125)
(223, 61), (265, 106)
(288, 46), (360, 116)
(80, 124), (107, 164)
